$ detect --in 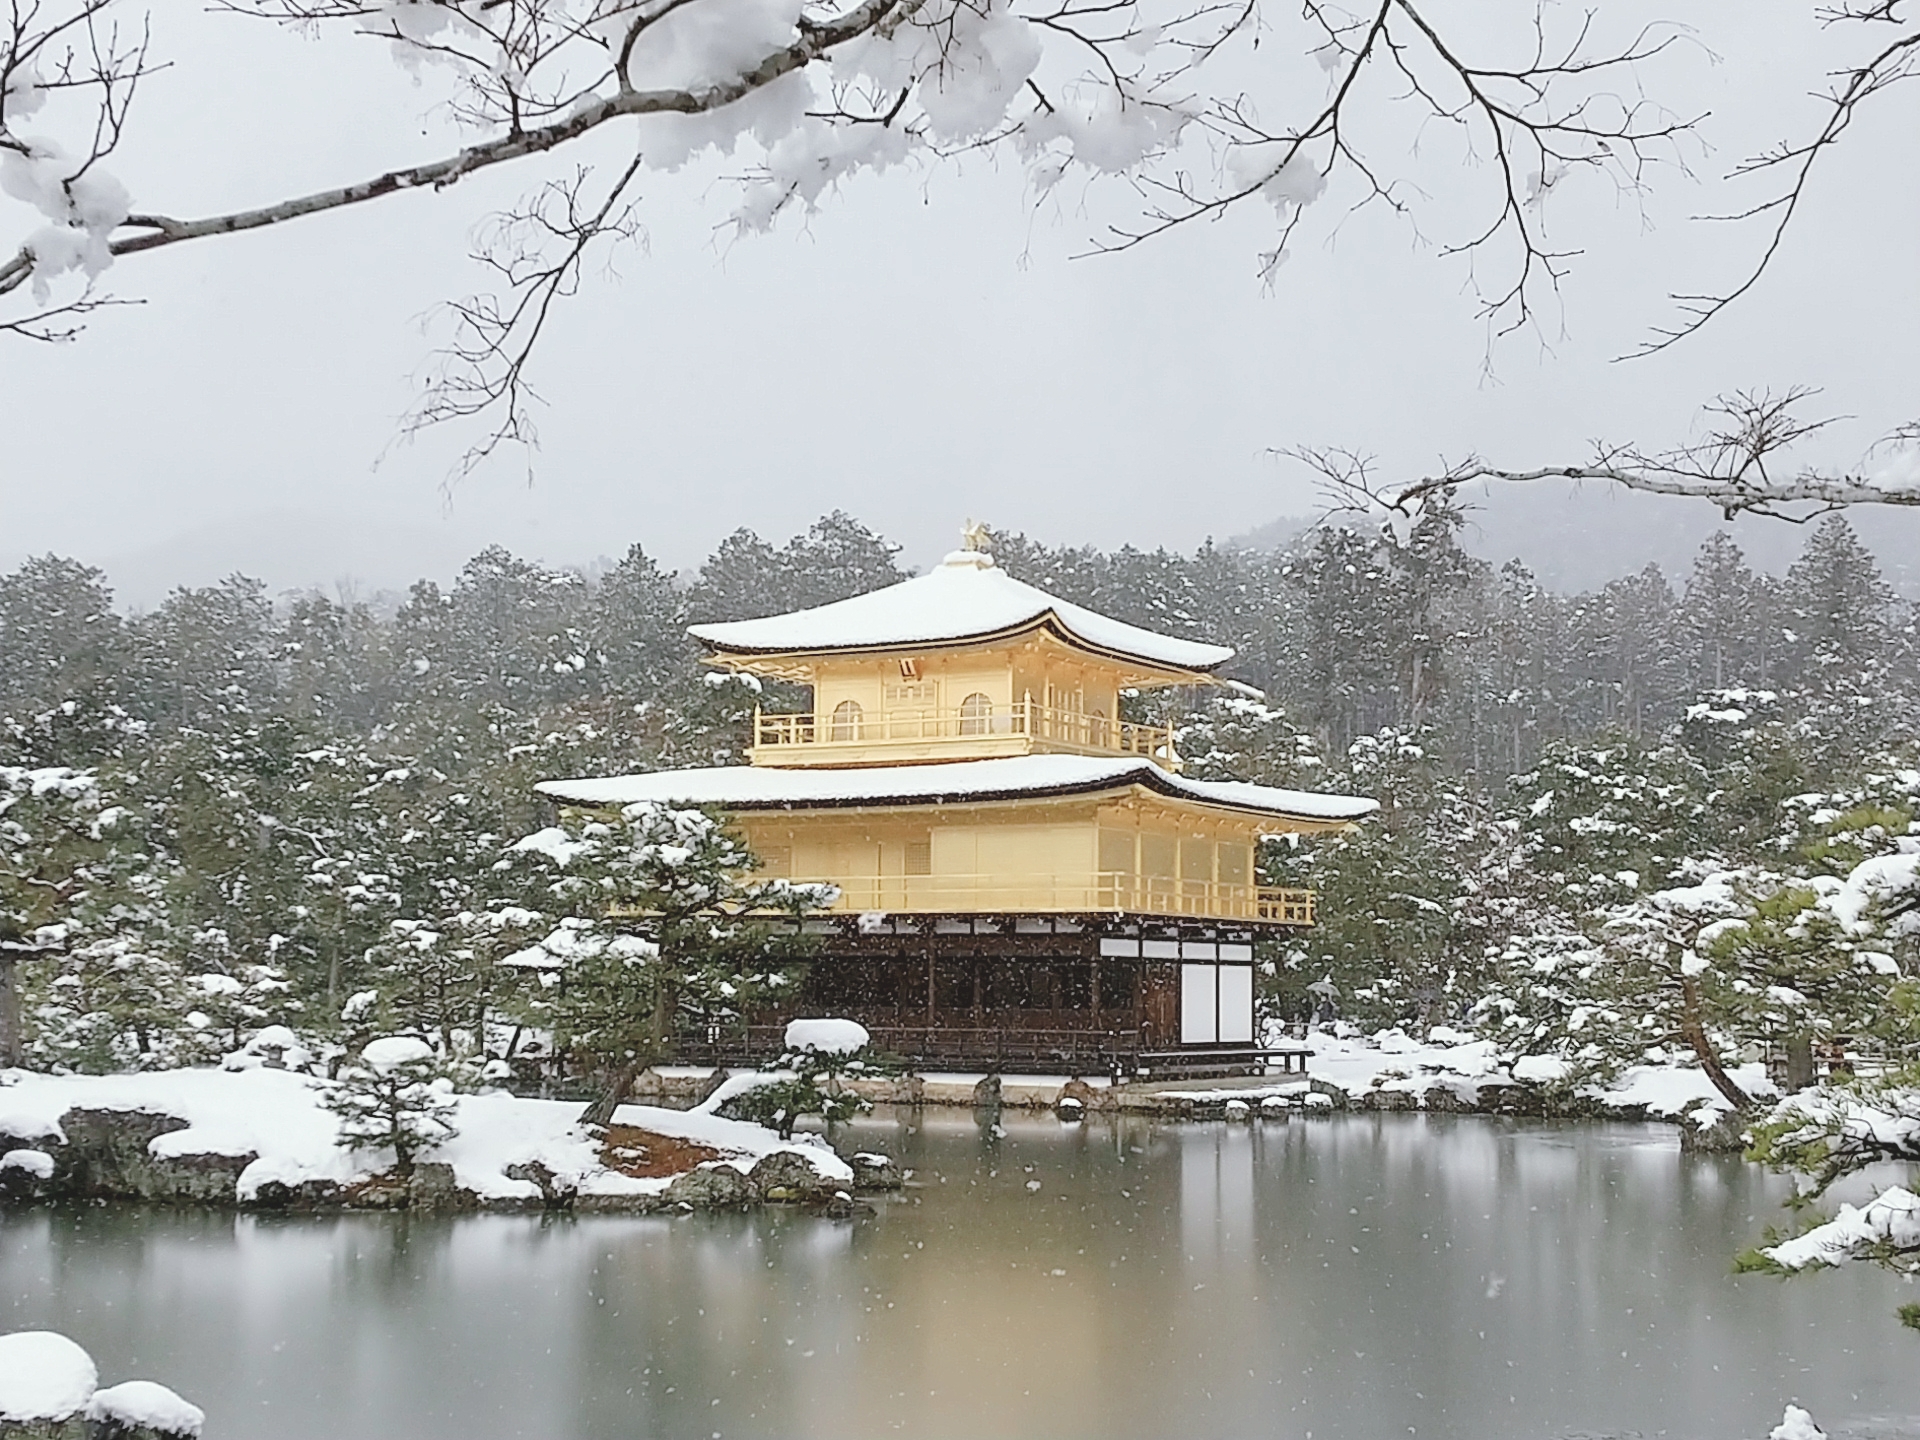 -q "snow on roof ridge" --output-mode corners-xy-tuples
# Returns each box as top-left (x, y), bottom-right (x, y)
(686, 552), (1234, 673)
(536, 754), (1376, 824)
